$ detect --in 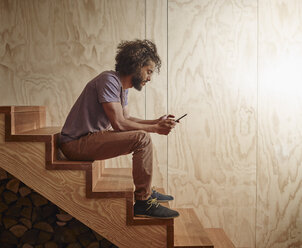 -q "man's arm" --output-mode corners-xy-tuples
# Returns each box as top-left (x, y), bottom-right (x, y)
(123, 105), (175, 124)
(122, 105), (159, 124)
(103, 102), (175, 135)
